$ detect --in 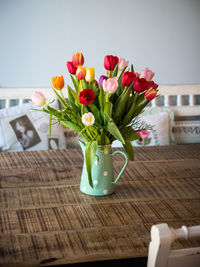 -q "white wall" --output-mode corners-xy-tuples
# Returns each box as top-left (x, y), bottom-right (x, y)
(0, 0), (200, 87)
